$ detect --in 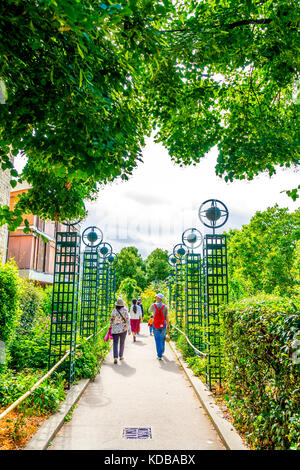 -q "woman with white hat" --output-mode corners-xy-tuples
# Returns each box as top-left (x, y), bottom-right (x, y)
(109, 298), (131, 364)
